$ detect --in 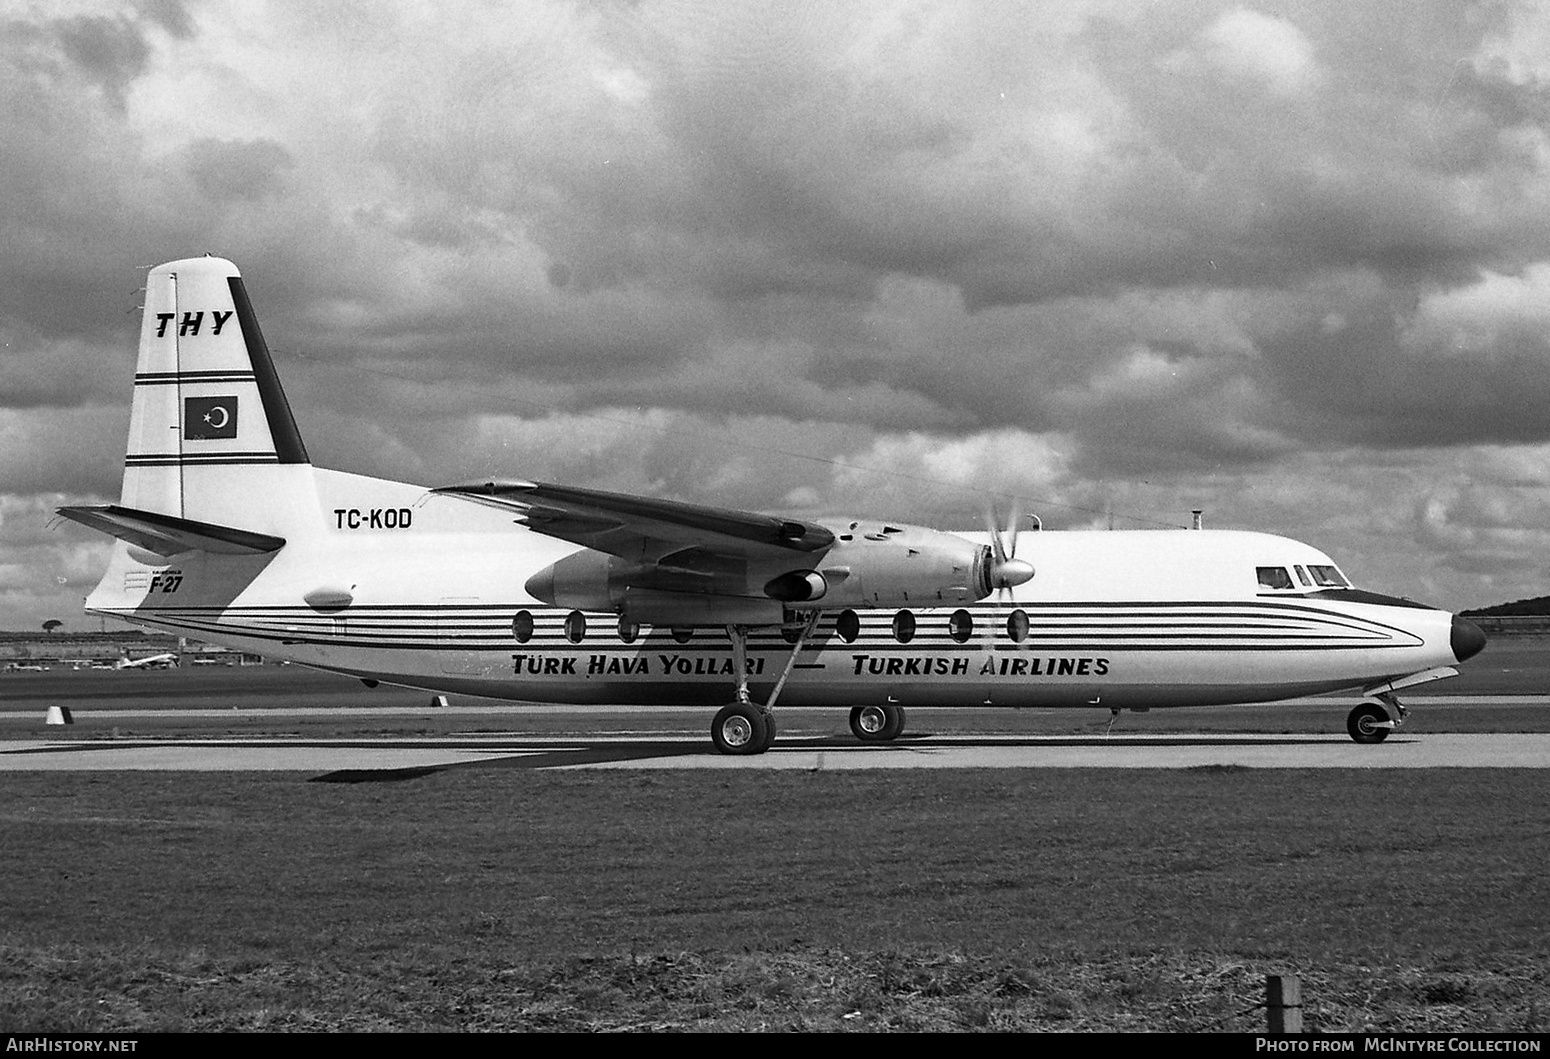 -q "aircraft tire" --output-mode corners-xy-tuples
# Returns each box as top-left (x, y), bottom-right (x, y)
(849, 704), (906, 742)
(758, 710), (777, 752)
(712, 702), (769, 755)
(1347, 702), (1391, 744)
